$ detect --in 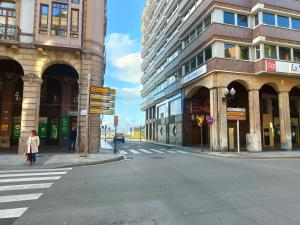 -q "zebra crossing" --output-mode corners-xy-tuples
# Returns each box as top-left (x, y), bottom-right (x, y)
(0, 167), (71, 220)
(118, 148), (188, 155)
